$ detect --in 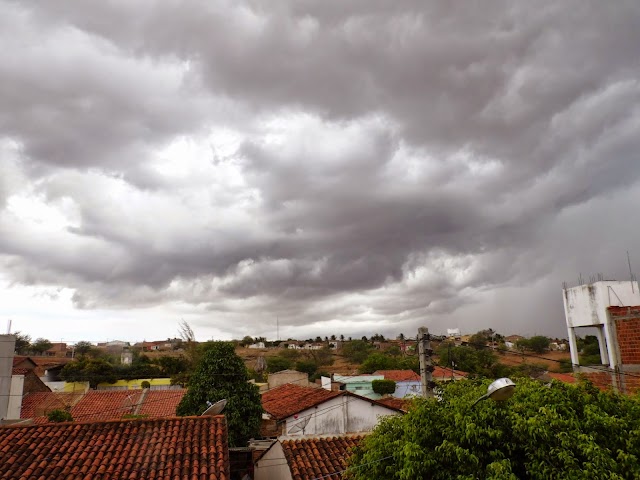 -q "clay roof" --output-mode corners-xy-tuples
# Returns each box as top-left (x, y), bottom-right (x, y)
(20, 392), (83, 419)
(12, 356), (37, 368)
(432, 366), (468, 379)
(281, 435), (364, 480)
(11, 367), (30, 375)
(373, 370), (420, 382)
(21, 389), (186, 423)
(138, 389), (186, 417)
(71, 390), (144, 422)
(0, 416), (230, 480)
(262, 384), (342, 420)
(545, 372), (577, 384)
(376, 397), (412, 412)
